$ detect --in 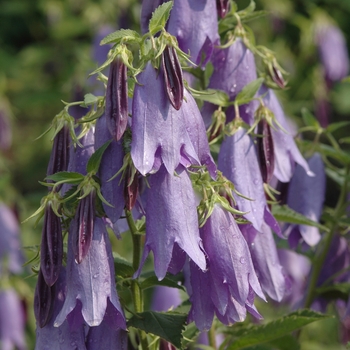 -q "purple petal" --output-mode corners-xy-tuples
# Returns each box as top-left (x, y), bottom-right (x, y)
(167, 0), (219, 65)
(136, 165), (206, 280)
(0, 204), (24, 274)
(0, 289), (26, 350)
(131, 63), (199, 175)
(218, 128), (267, 232)
(200, 205), (265, 305)
(241, 223), (285, 302)
(261, 87), (313, 182)
(151, 286), (182, 312)
(285, 153), (325, 246)
(55, 218), (126, 328)
(95, 114), (125, 229)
